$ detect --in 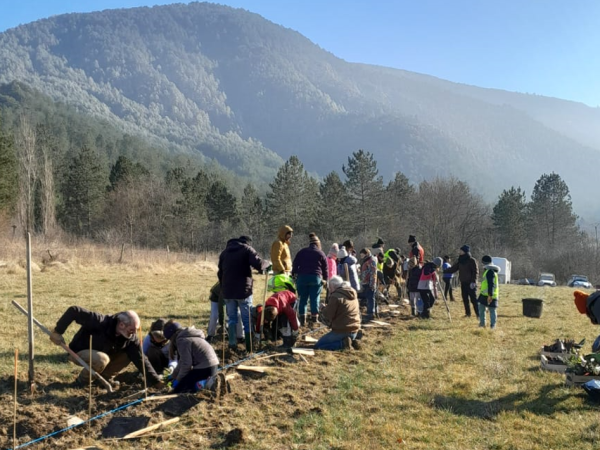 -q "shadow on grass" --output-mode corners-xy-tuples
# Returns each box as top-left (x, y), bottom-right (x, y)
(433, 383), (589, 419)
(0, 351), (69, 364)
